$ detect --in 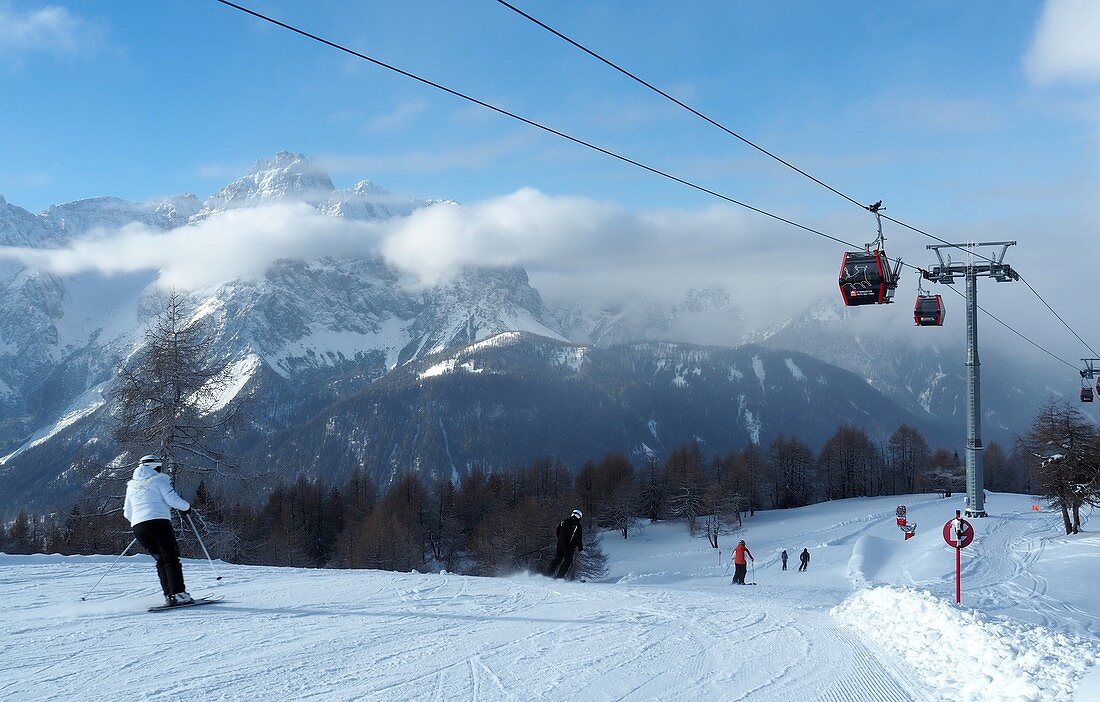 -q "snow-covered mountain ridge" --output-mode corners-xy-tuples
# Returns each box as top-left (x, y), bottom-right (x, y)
(0, 152), (554, 408)
(0, 152), (1049, 513)
(757, 296), (1063, 439)
(240, 331), (956, 490)
(193, 151), (445, 223)
(0, 153), (567, 509)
